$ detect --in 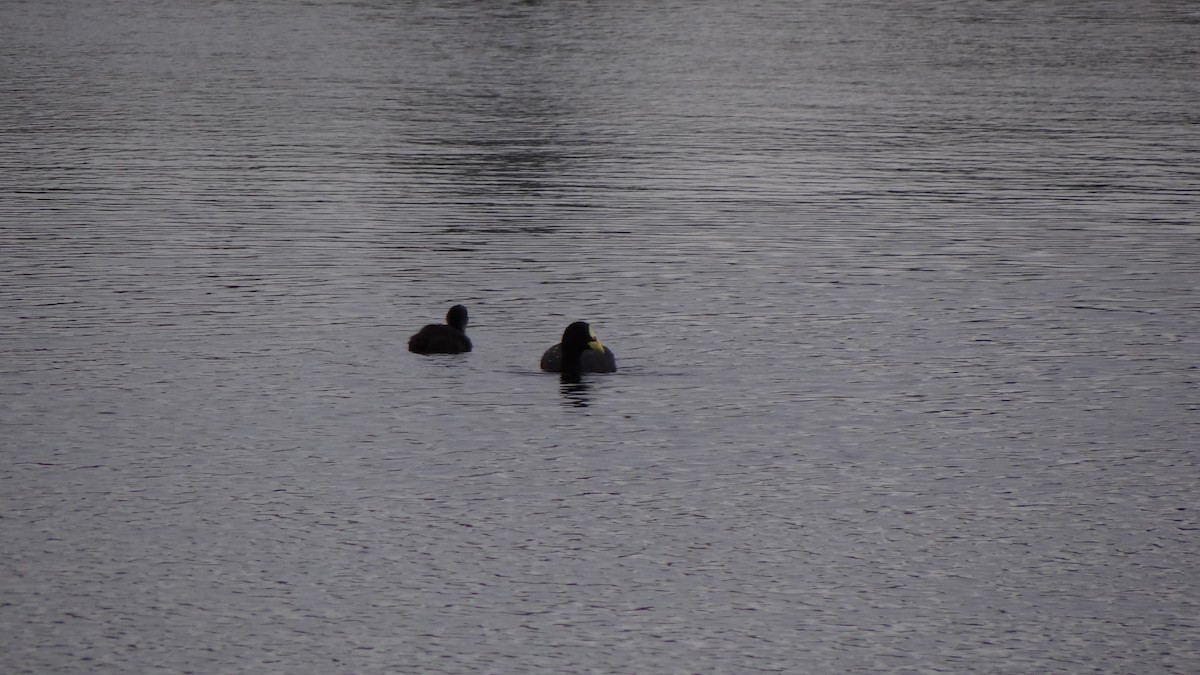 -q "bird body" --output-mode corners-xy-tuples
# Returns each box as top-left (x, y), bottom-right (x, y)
(408, 305), (472, 354)
(540, 321), (616, 374)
